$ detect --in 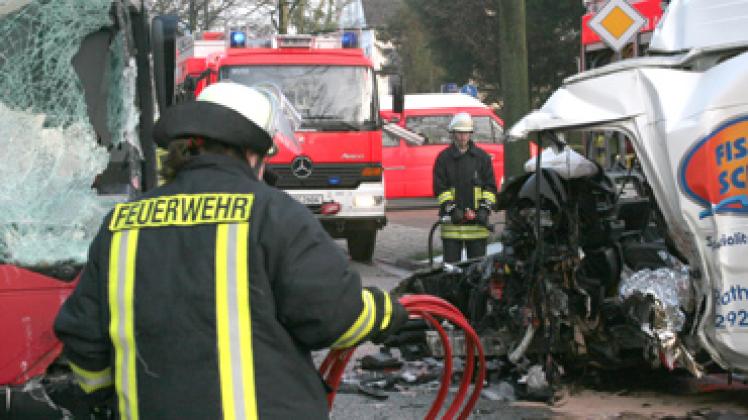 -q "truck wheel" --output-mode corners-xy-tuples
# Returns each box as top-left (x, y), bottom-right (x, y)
(347, 230), (377, 262)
